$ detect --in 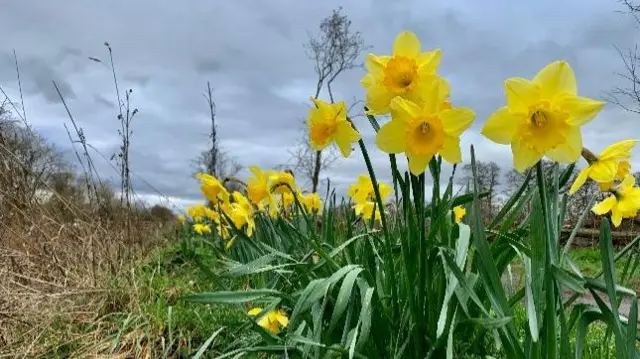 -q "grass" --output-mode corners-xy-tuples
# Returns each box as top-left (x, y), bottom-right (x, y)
(34, 234), (631, 358)
(33, 237), (260, 358)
